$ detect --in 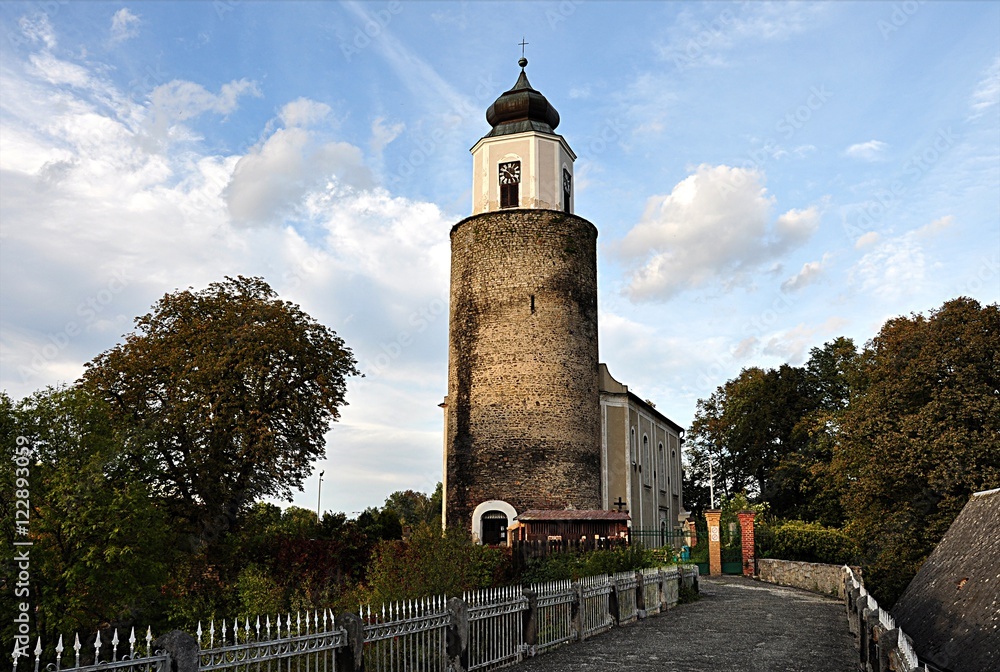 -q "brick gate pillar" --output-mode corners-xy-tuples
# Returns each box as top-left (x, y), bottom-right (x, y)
(737, 511), (757, 577)
(705, 510), (722, 576)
